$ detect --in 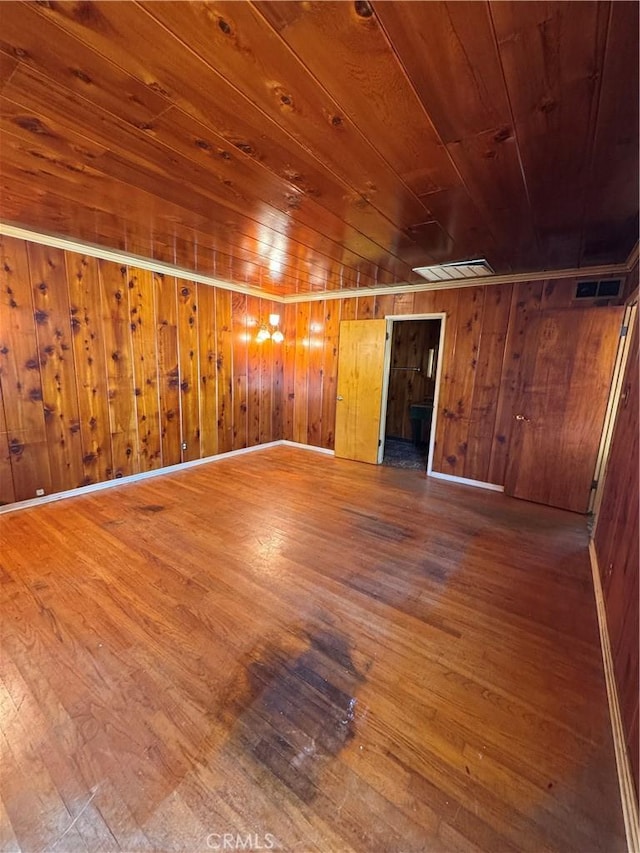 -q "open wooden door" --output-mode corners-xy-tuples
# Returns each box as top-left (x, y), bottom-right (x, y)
(505, 306), (624, 512)
(334, 319), (387, 464)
